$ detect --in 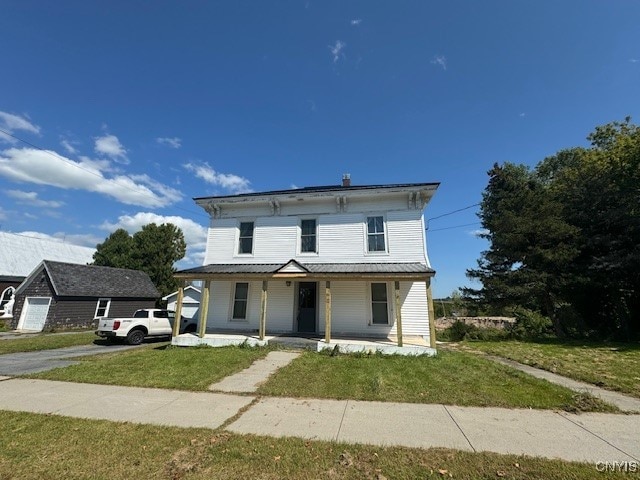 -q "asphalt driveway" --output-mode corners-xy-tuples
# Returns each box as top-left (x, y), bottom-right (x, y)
(0, 343), (142, 375)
